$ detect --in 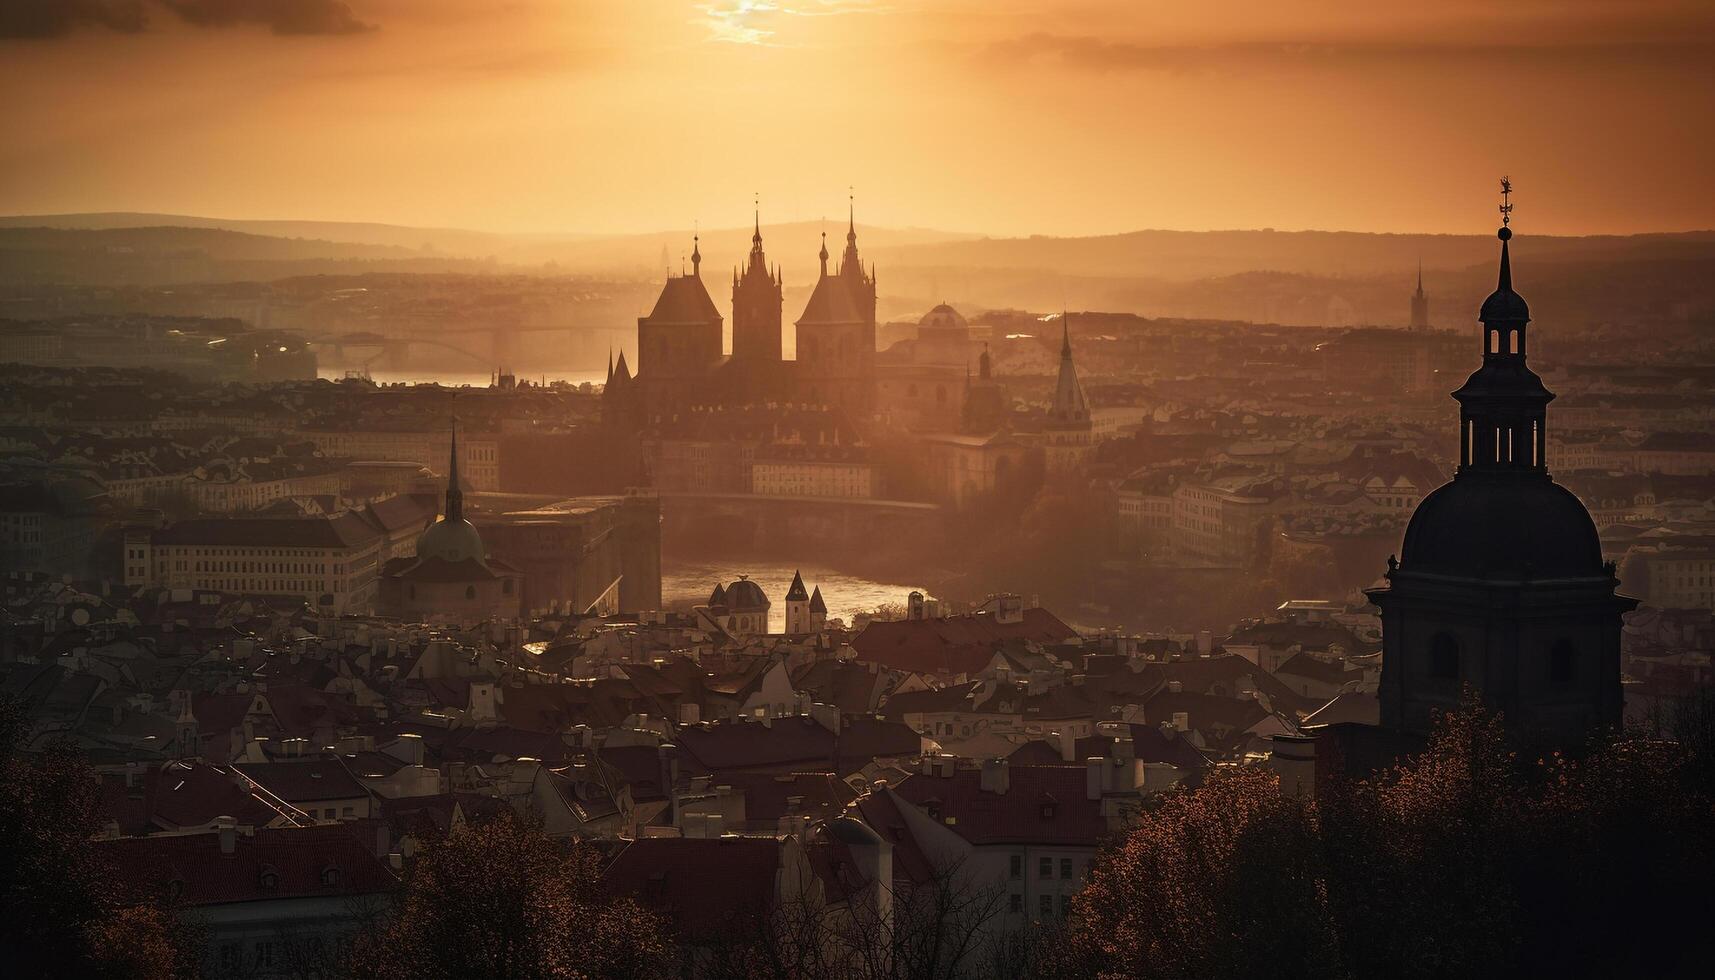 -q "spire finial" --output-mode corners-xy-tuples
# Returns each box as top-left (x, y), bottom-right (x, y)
(753, 192), (762, 245)
(1062, 311), (1072, 357)
(691, 223), (701, 277)
(1496, 176), (1515, 290)
(847, 186), (856, 242)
